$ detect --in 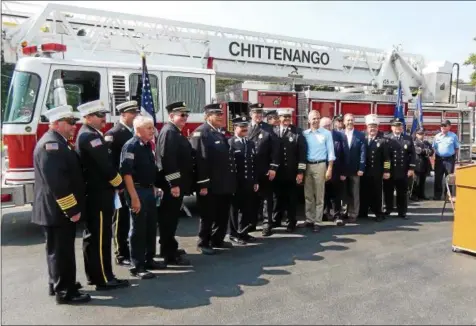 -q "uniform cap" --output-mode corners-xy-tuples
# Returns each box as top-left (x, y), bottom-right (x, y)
(264, 109), (278, 118)
(391, 117), (404, 126)
(365, 114), (379, 126)
(204, 103), (223, 114)
(232, 116), (251, 126)
(43, 105), (77, 122)
(249, 103), (264, 112)
(416, 128), (425, 134)
(440, 119), (451, 126)
(166, 101), (190, 113)
(333, 114), (344, 122)
(77, 100), (108, 117)
(116, 100), (140, 113)
(277, 108), (294, 116)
